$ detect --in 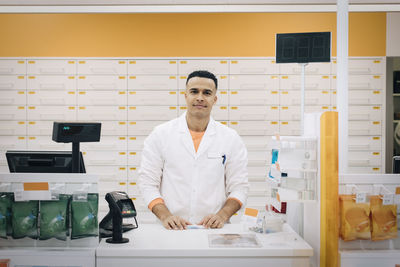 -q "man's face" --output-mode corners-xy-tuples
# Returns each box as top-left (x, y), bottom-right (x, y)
(185, 76), (217, 119)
